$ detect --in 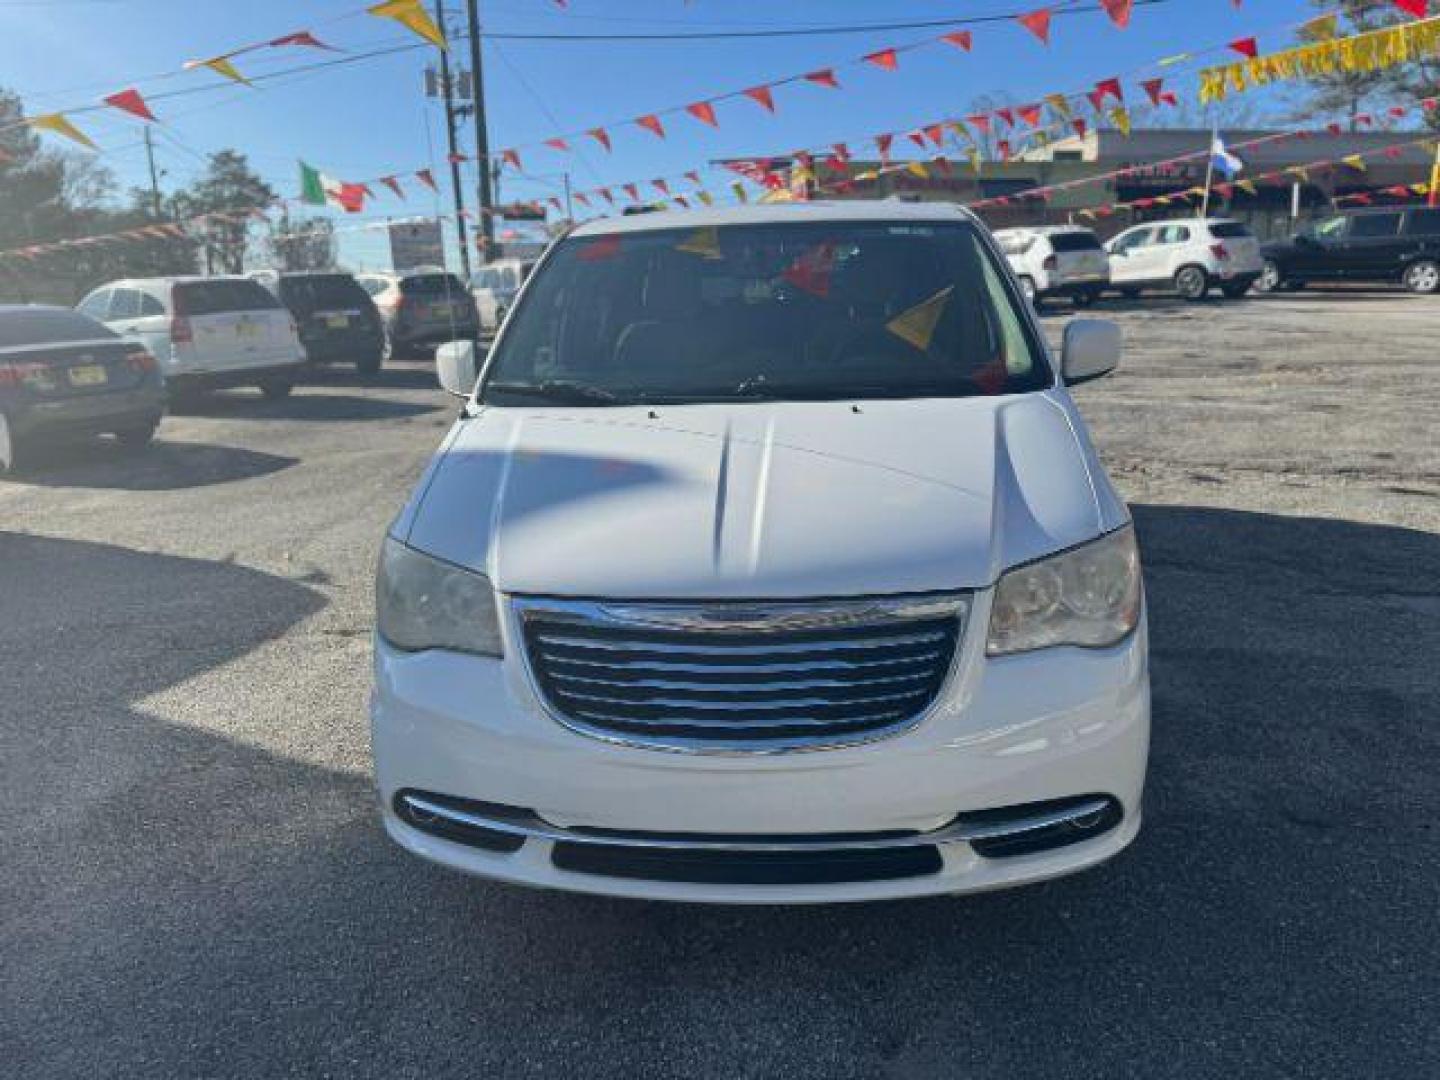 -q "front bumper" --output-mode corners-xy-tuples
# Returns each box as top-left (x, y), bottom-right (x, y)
(371, 594), (1150, 904)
